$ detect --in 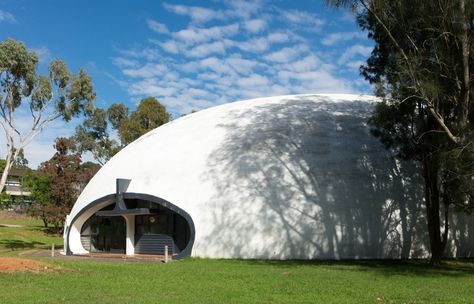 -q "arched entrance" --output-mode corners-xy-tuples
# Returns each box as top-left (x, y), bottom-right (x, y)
(80, 201), (191, 255)
(72, 192), (195, 259)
